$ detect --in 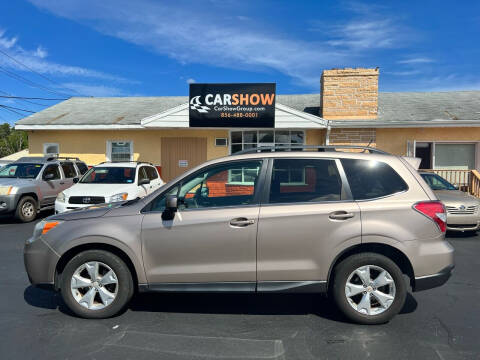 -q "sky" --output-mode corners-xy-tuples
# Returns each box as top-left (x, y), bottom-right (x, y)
(0, 0), (479, 124)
